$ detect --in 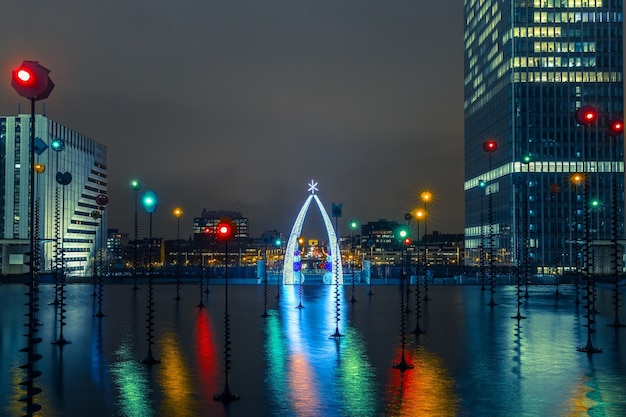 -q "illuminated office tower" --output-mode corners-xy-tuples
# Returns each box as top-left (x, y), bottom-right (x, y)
(464, 1), (623, 273)
(0, 114), (107, 277)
